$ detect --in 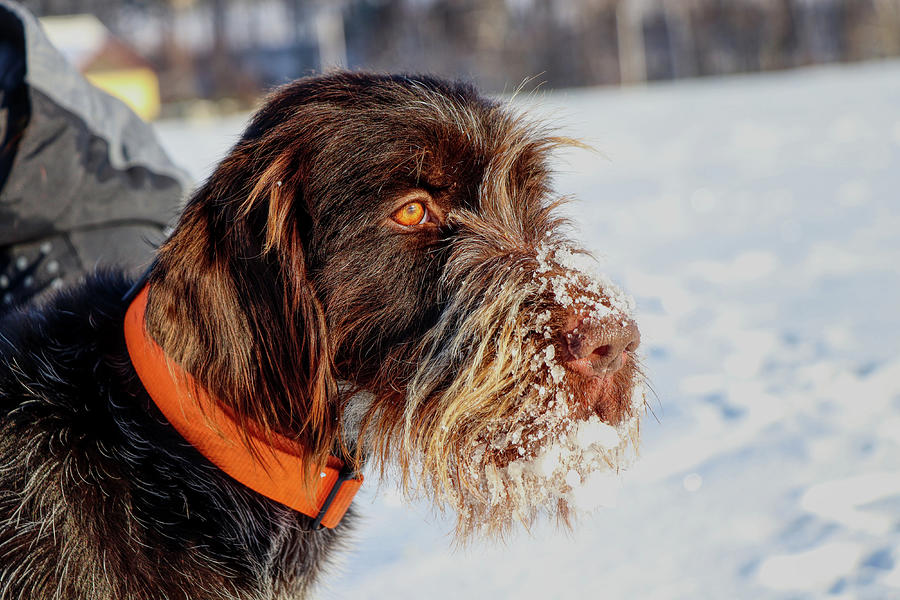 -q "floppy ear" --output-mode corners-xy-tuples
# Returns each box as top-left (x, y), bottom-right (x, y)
(145, 142), (341, 469)
(246, 150), (341, 458)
